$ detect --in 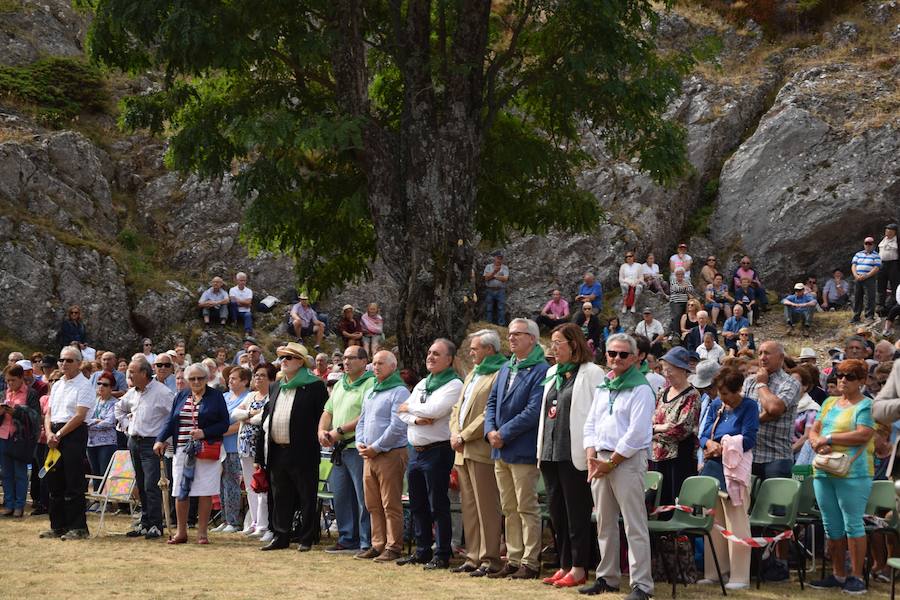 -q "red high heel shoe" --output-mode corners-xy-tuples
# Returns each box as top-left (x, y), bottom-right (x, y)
(542, 569), (566, 585)
(554, 573), (588, 588)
